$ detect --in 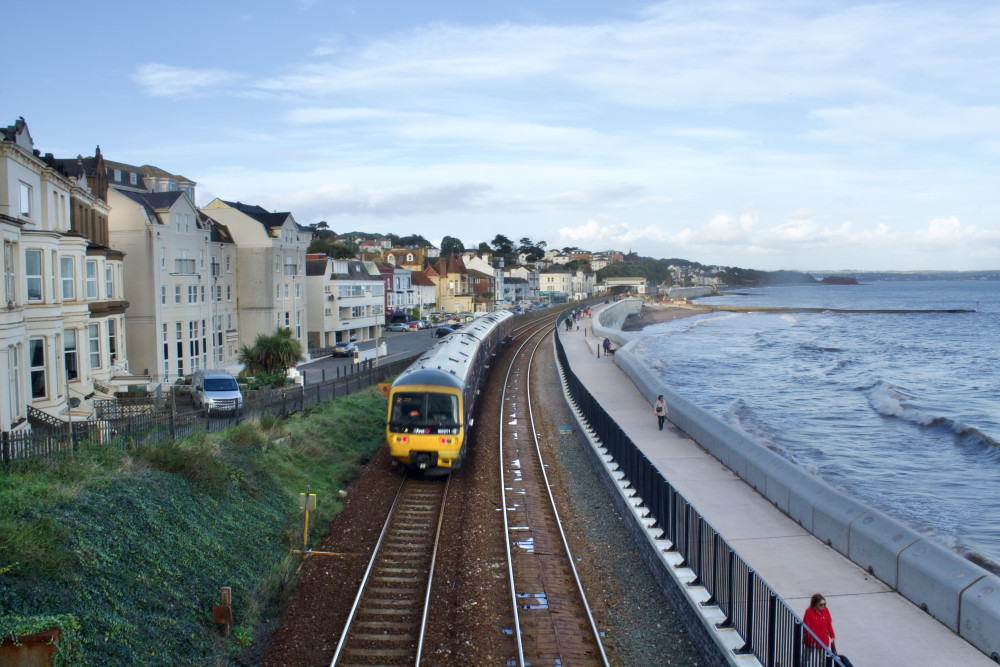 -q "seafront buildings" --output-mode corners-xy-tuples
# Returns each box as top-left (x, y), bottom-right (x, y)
(1, 115), (637, 435)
